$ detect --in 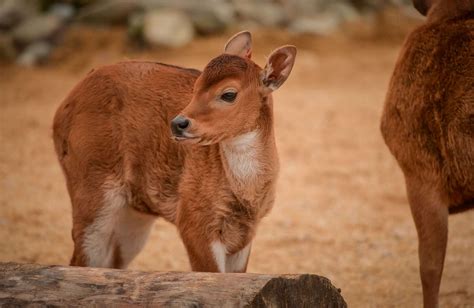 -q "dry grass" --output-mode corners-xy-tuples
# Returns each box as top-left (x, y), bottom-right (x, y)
(0, 25), (473, 307)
